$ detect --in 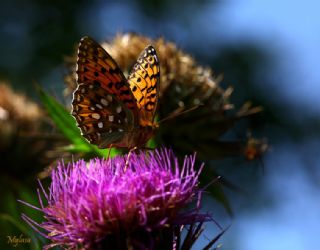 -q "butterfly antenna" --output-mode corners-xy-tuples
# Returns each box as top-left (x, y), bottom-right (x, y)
(158, 104), (204, 124)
